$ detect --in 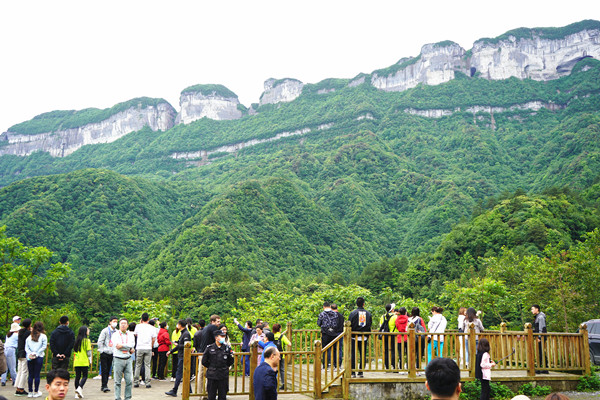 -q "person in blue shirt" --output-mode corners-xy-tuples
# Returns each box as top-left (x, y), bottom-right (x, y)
(258, 333), (277, 364)
(253, 346), (280, 400)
